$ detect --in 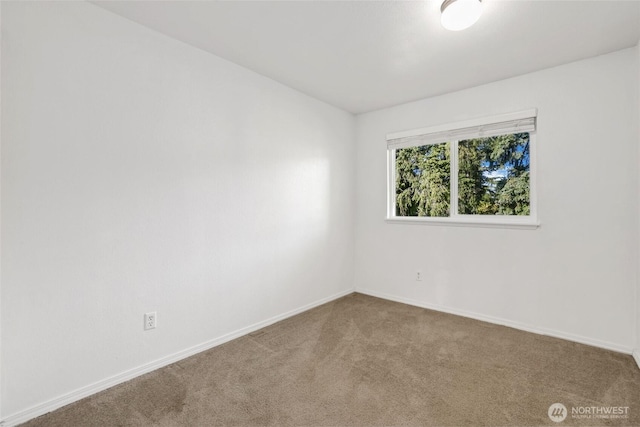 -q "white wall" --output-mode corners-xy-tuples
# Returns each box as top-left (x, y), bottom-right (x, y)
(1, 1), (355, 420)
(636, 41), (640, 364)
(355, 48), (638, 353)
(0, 1), (3, 419)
